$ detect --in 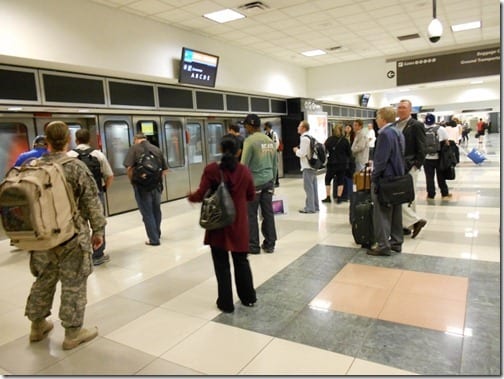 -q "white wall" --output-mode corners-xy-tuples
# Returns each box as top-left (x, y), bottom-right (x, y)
(0, 0), (306, 98)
